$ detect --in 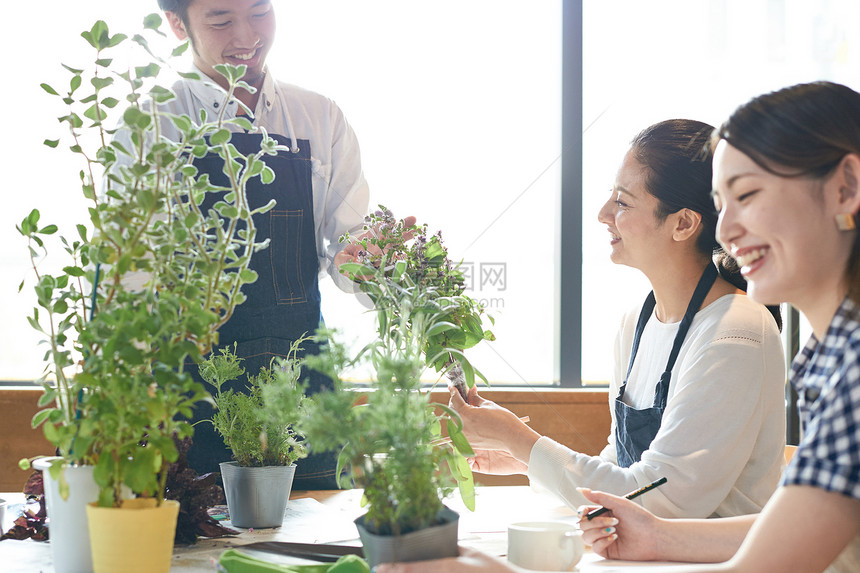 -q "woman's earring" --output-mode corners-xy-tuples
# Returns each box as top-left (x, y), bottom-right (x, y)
(835, 213), (856, 231)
